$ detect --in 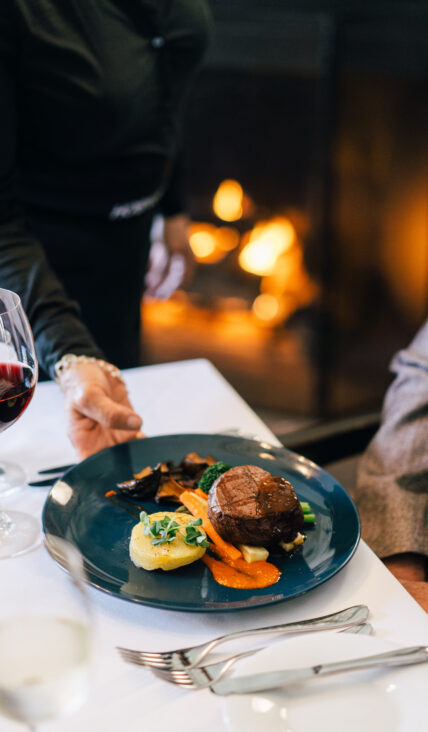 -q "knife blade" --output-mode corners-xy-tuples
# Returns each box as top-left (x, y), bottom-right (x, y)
(28, 476), (61, 487)
(210, 645), (428, 695)
(28, 463), (76, 487)
(37, 463), (76, 475)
